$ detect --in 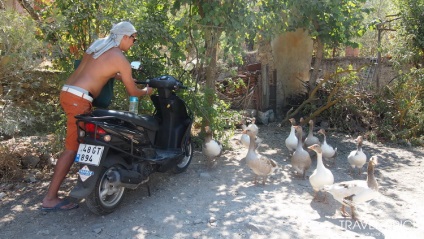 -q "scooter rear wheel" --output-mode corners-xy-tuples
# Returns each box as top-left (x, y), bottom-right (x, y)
(85, 165), (126, 215)
(173, 141), (193, 174)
